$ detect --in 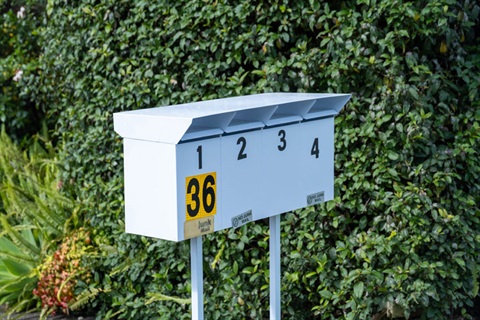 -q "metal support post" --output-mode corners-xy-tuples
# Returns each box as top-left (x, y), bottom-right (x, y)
(191, 236), (204, 320)
(269, 214), (281, 320)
